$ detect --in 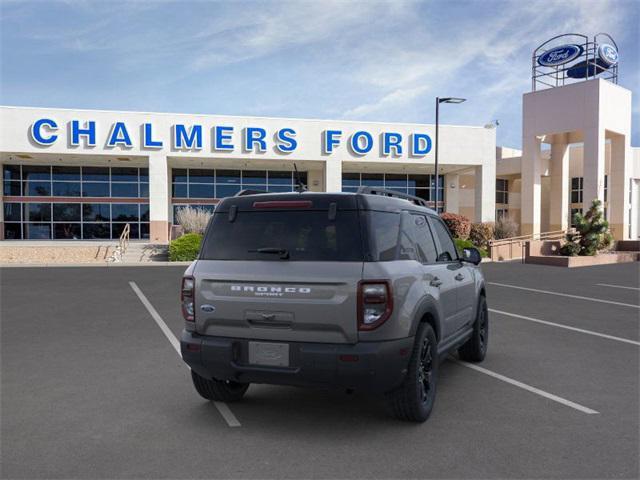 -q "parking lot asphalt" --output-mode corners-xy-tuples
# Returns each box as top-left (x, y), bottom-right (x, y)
(1, 261), (638, 479)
